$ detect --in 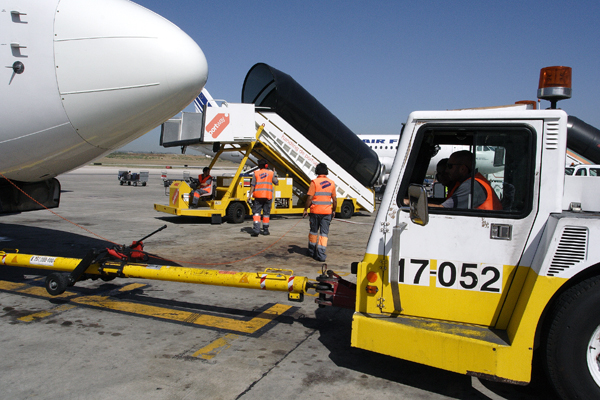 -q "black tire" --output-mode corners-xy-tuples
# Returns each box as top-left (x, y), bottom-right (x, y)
(45, 273), (69, 296)
(543, 275), (600, 400)
(227, 202), (246, 224)
(120, 181), (124, 186)
(100, 276), (116, 282)
(338, 200), (354, 219)
(142, 182), (147, 187)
